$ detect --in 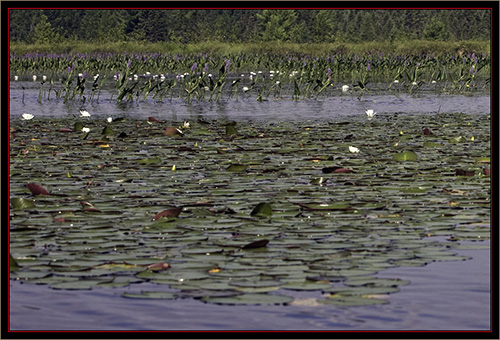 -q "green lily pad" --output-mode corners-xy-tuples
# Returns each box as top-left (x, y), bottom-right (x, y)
(225, 125), (238, 137)
(393, 151), (418, 161)
(11, 197), (36, 210)
(250, 202), (273, 217)
(10, 254), (20, 271)
(449, 136), (467, 143)
(102, 126), (115, 136)
(226, 164), (247, 172)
